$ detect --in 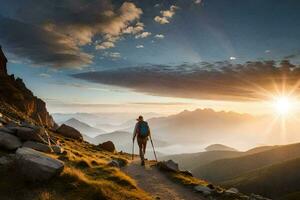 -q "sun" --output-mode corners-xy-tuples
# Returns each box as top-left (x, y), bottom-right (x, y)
(273, 96), (291, 116)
